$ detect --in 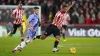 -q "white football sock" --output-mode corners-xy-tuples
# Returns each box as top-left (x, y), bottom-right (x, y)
(14, 44), (21, 50)
(21, 39), (31, 48)
(20, 41), (26, 48)
(14, 39), (32, 50)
